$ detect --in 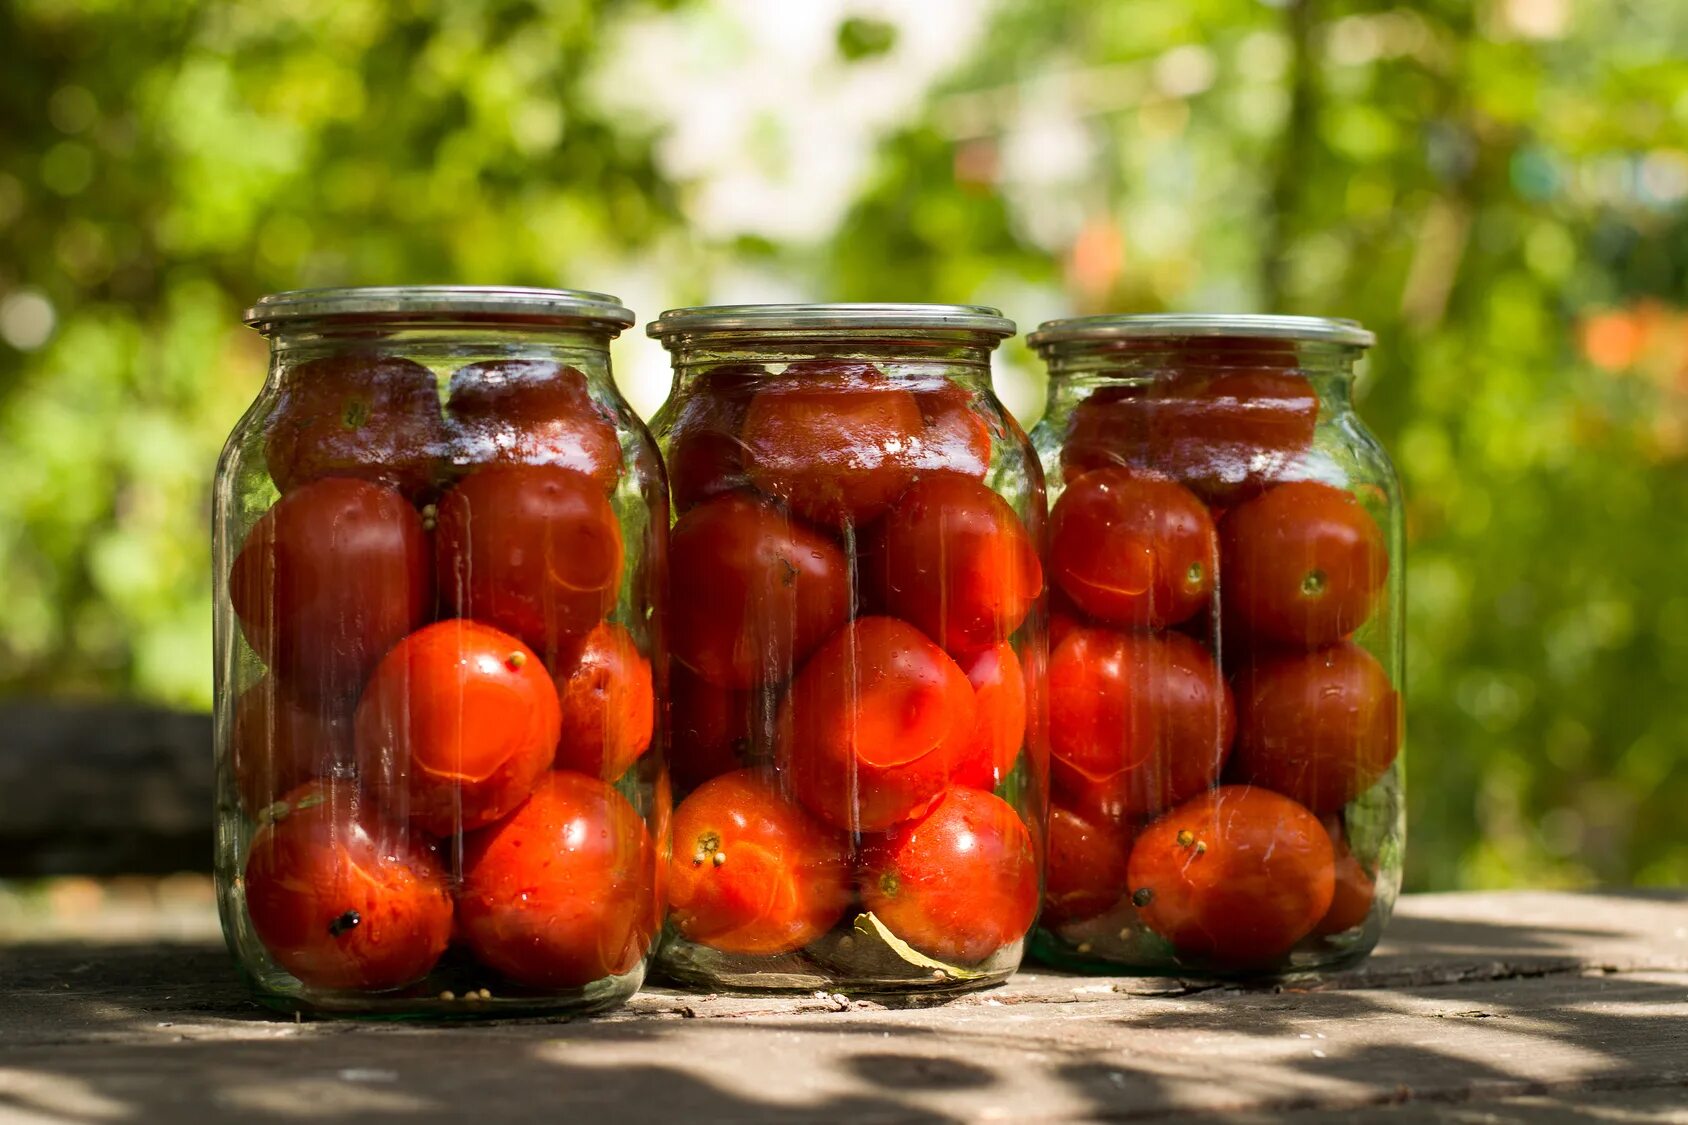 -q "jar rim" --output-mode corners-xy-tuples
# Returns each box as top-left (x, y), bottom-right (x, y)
(646, 303), (1016, 343)
(1027, 313), (1375, 350)
(243, 286), (636, 333)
